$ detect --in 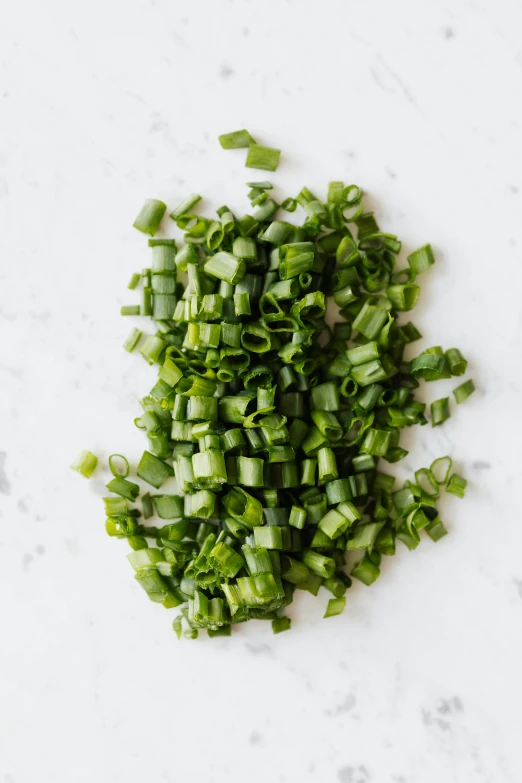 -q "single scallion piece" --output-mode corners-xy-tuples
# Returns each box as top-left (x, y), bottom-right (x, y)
(324, 596), (346, 618)
(453, 379), (475, 404)
(133, 199), (166, 236)
(70, 450), (98, 478)
(446, 473), (467, 498)
(245, 144), (281, 172)
(218, 130), (255, 149)
(431, 397), (450, 427)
